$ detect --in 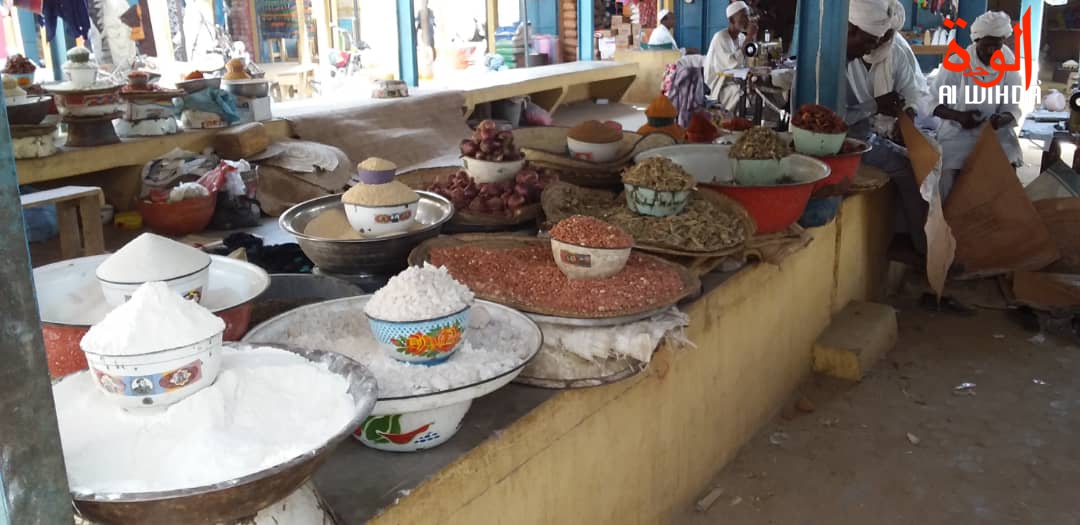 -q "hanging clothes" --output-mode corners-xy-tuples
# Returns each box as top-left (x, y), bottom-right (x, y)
(668, 57), (706, 128)
(13, 0), (44, 15)
(636, 0), (657, 28)
(38, 0), (93, 41)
